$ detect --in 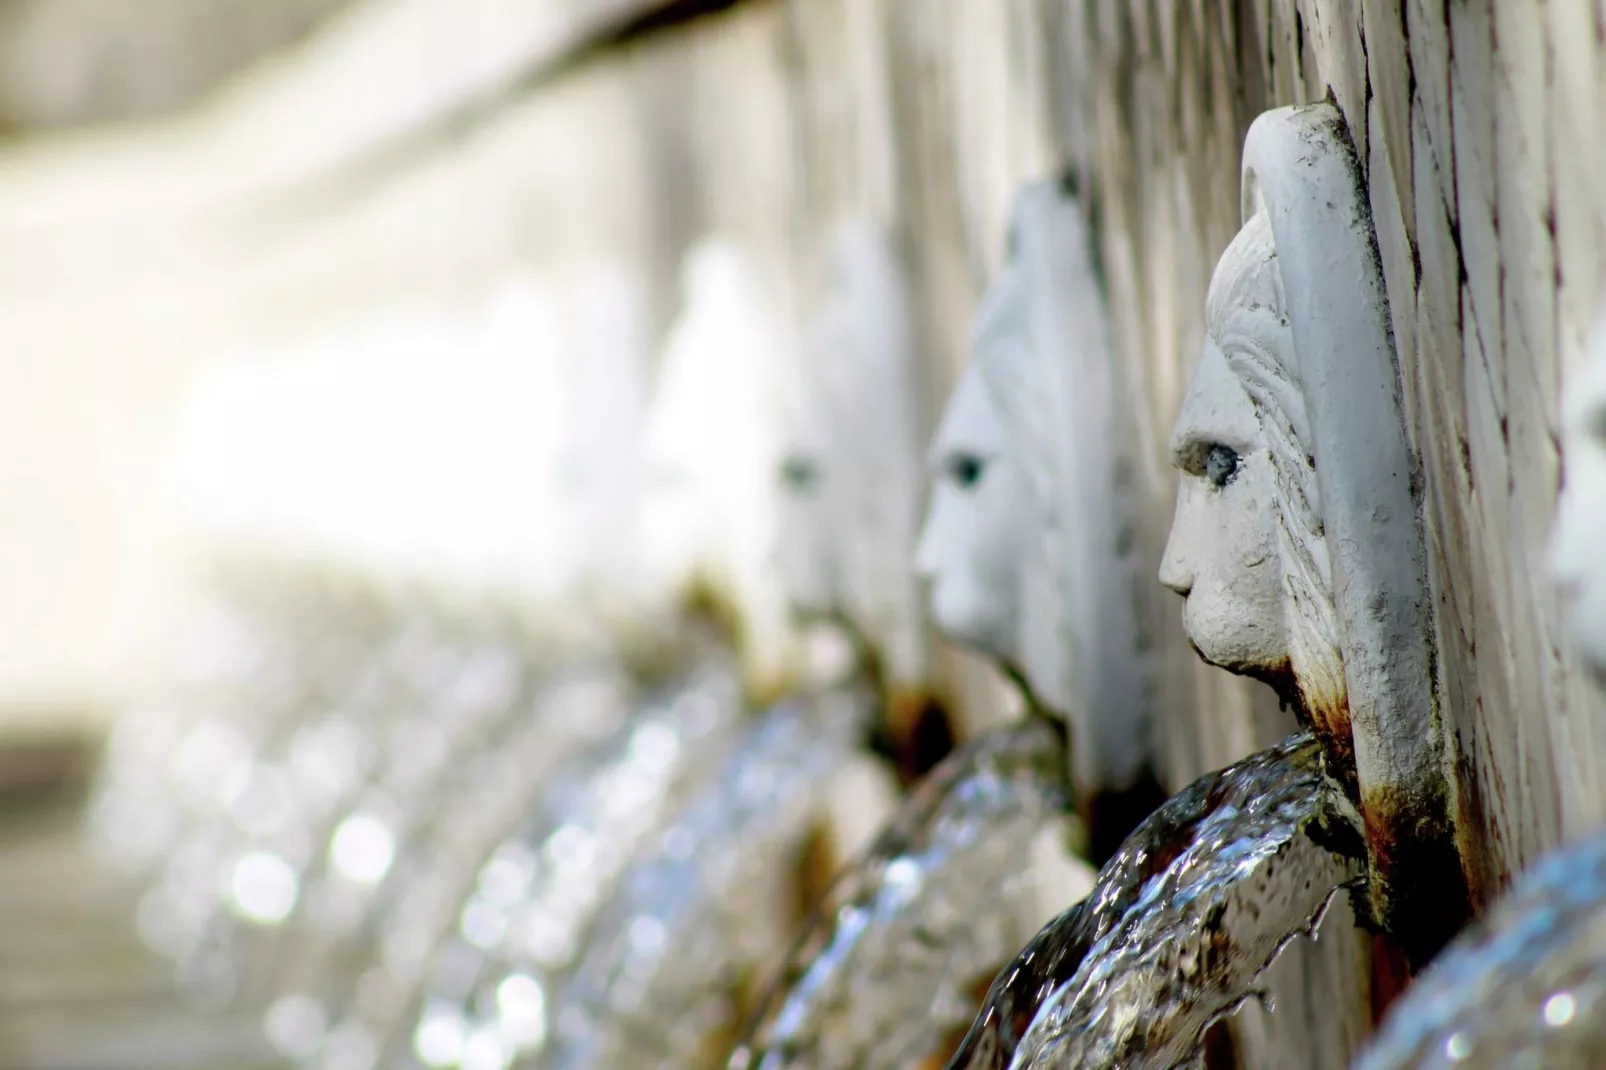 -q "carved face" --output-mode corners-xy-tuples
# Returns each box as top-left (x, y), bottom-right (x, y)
(1551, 333), (1606, 673)
(1159, 248), (1295, 682)
(915, 365), (1030, 661)
(775, 406), (840, 621)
